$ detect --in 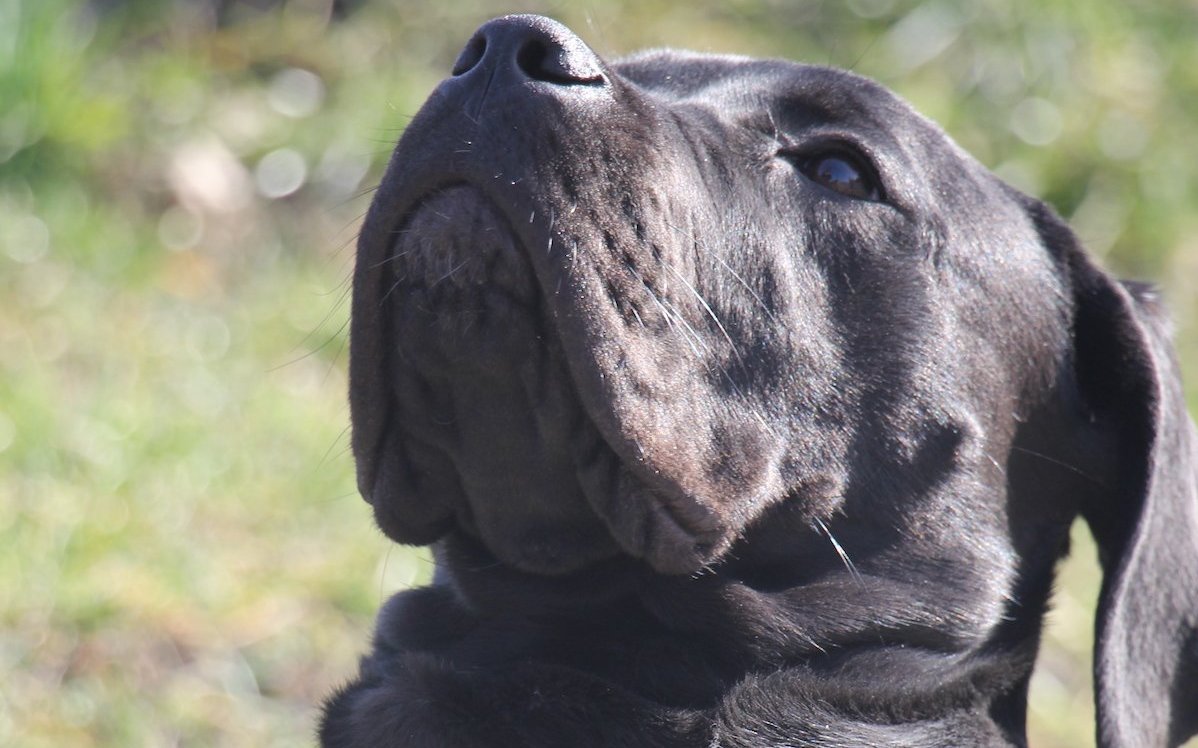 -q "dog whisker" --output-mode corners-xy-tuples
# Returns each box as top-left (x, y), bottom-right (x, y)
(316, 423), (353, 473)
(984, 454), (1006, 478)
(655, 293), (711, 358)
(711, 252), (780, 323)
(369, 248), (414, 270)
(765, 106), (782, 143)
(645, 247), (775, 419)
(656, 294), (706, 358)
(378, 544), (393, 604)
(622, 243), (776, 425)
(1010, 446), (1108, 488)
(814, 517), (865, 588)
(663, 217), (778, 323)
(432, 258), (472, 287)
(660, 260), (745, 366)
(270, 313), (351, 374)
(379, 273), (407, 306)
(624, 263), (708, 357)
